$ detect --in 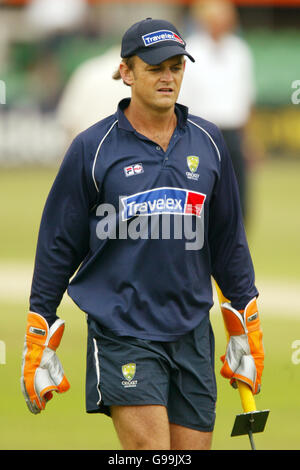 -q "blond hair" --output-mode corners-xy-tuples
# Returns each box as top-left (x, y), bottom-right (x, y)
(112, 57), (135, 86)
